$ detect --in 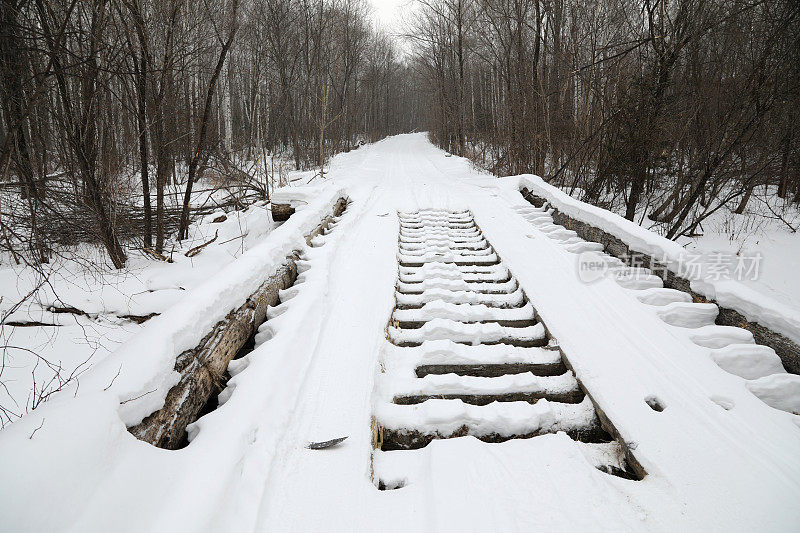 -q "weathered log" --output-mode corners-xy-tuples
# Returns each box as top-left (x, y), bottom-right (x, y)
(128, 259), (298, 448)
(303, 197), (348, 245)
(271, 203), (295, 221)
(128, 196), (348, 449)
